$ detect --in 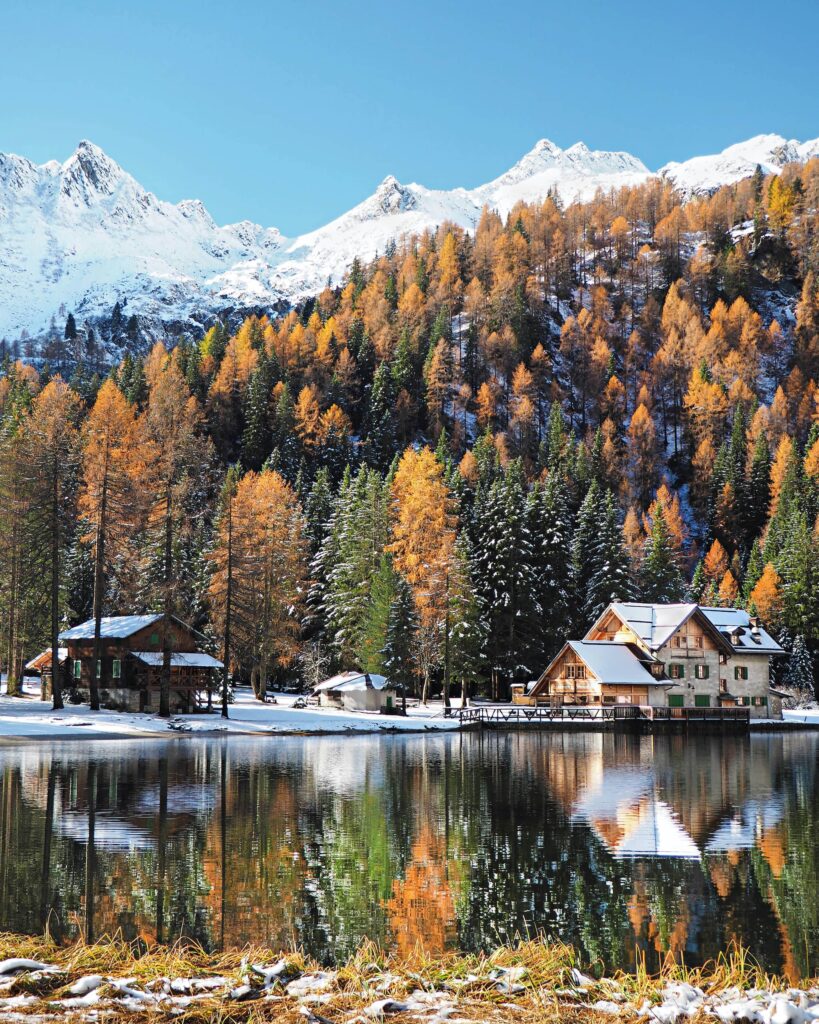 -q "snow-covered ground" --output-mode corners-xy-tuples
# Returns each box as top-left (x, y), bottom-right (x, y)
(782, 707), (819, 725)
(0, 681), (461, 741)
